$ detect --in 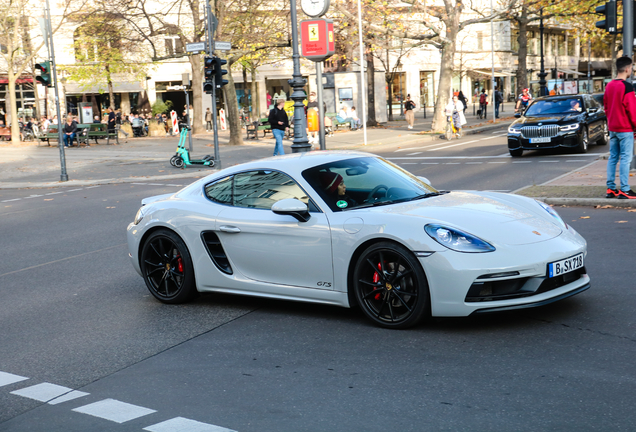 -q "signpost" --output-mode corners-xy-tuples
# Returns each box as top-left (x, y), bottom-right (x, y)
(300, 19), (335, 151)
